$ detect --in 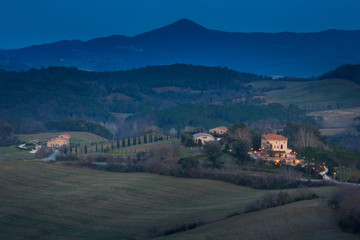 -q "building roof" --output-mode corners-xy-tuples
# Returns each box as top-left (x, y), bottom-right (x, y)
(262, 134), (287, 141)
(193, 133), (215, 139)
(60, 134), (71, 139)
(210, 126), (228, 131)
